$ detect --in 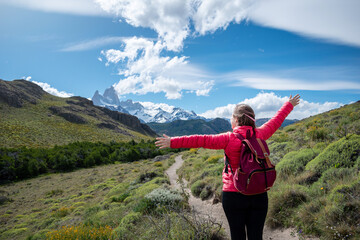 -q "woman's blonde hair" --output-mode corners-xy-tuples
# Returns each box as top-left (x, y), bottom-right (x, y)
(233, 104), (256, 128)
